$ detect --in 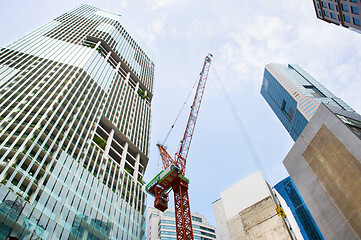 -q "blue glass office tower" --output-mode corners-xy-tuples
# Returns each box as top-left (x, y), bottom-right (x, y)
(260, 63), (356, 240)
(274, 177), (323, 240)
(0, 4), (154, 239)
(261, 63), (354, 141)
